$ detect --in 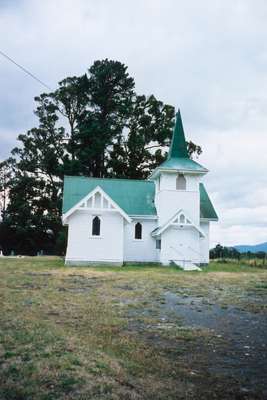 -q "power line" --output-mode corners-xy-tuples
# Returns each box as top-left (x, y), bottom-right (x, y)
(0, 49), (52, 90)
